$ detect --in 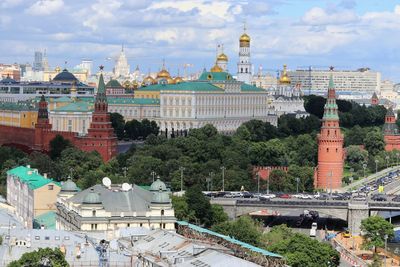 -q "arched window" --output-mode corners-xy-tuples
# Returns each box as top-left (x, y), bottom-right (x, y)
(92, 210), (96, 217)
(161, 210), (164, 216)
(326, 148), (329, 152)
